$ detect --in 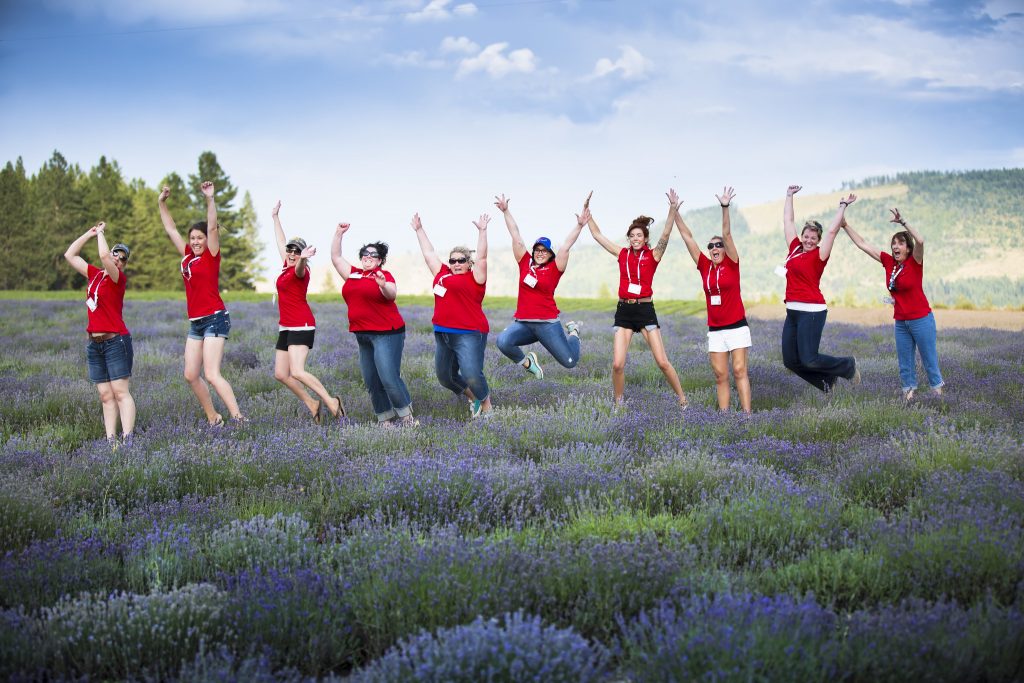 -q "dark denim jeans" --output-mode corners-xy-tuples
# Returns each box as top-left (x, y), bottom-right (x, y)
(496, 320), (580, 368)
(781, 309), (855, 392)
(434, 331), (489, 401)
(355, 331), (413, 421)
